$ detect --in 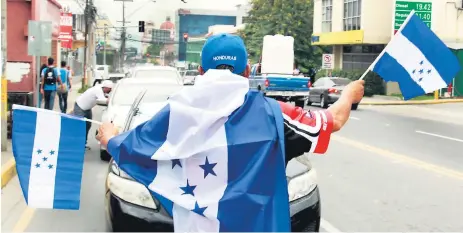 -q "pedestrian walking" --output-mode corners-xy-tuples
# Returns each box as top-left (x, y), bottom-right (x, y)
(40, 57), (64, 110)
(57, 61), (71, 113)
(96, 33), (365, 232)
(39, 64), (48, 108)
(74, 80), (113, 150)
(66, 65), (73, 90)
